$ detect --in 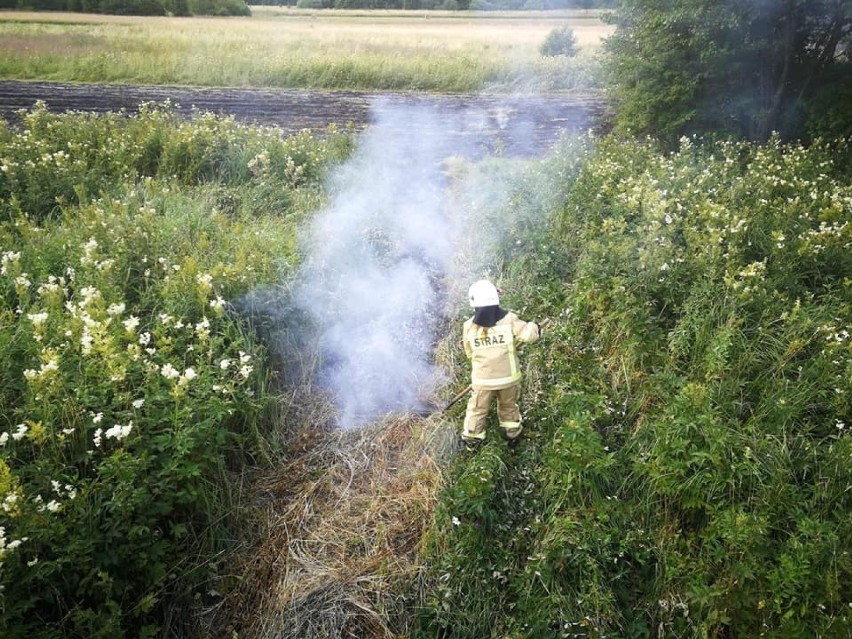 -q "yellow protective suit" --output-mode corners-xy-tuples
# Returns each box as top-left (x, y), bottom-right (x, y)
(461, 311), (539, 441)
